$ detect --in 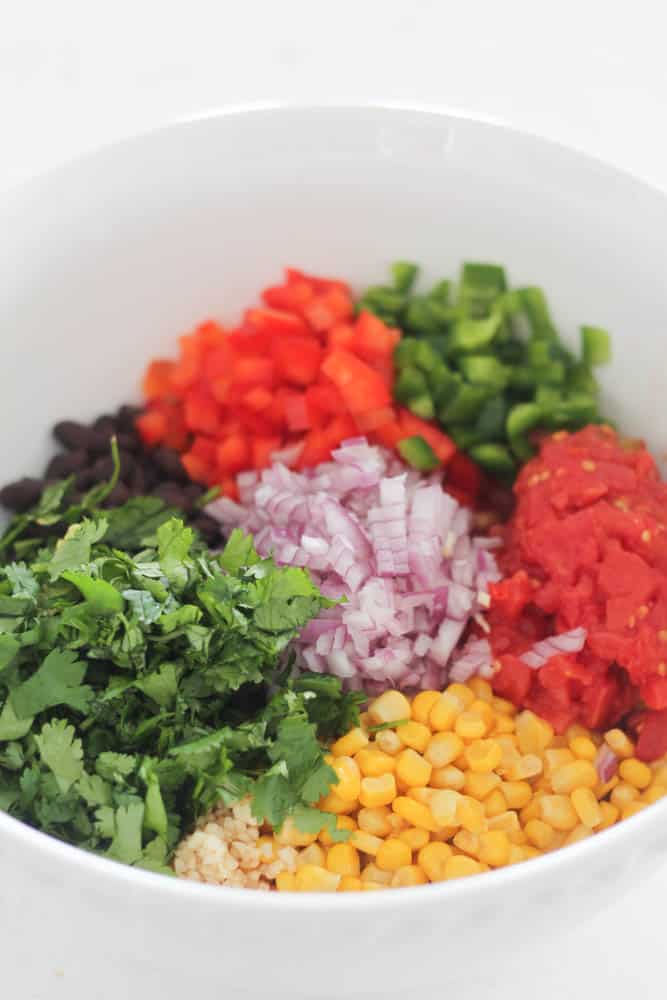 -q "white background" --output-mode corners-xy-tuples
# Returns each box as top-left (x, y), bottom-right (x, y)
(2, 0), (665, 996)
